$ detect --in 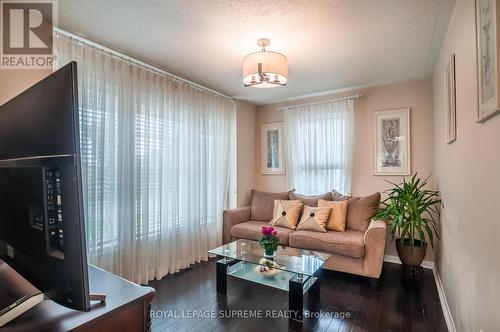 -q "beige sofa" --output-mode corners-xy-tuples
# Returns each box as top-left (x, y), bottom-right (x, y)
(222, 190), (387, 279)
